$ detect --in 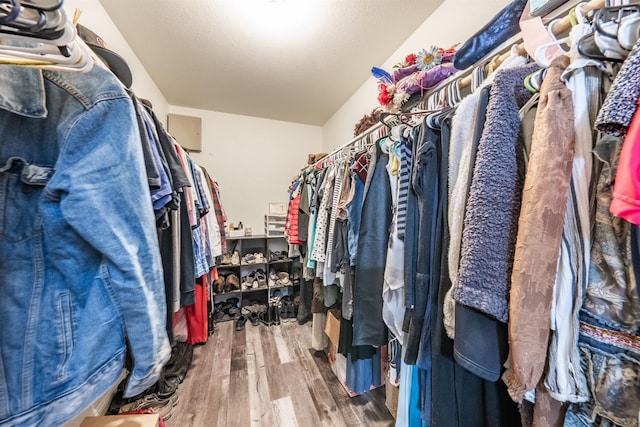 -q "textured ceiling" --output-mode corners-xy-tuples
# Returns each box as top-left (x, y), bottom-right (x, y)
(99, 0), (444, 125)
